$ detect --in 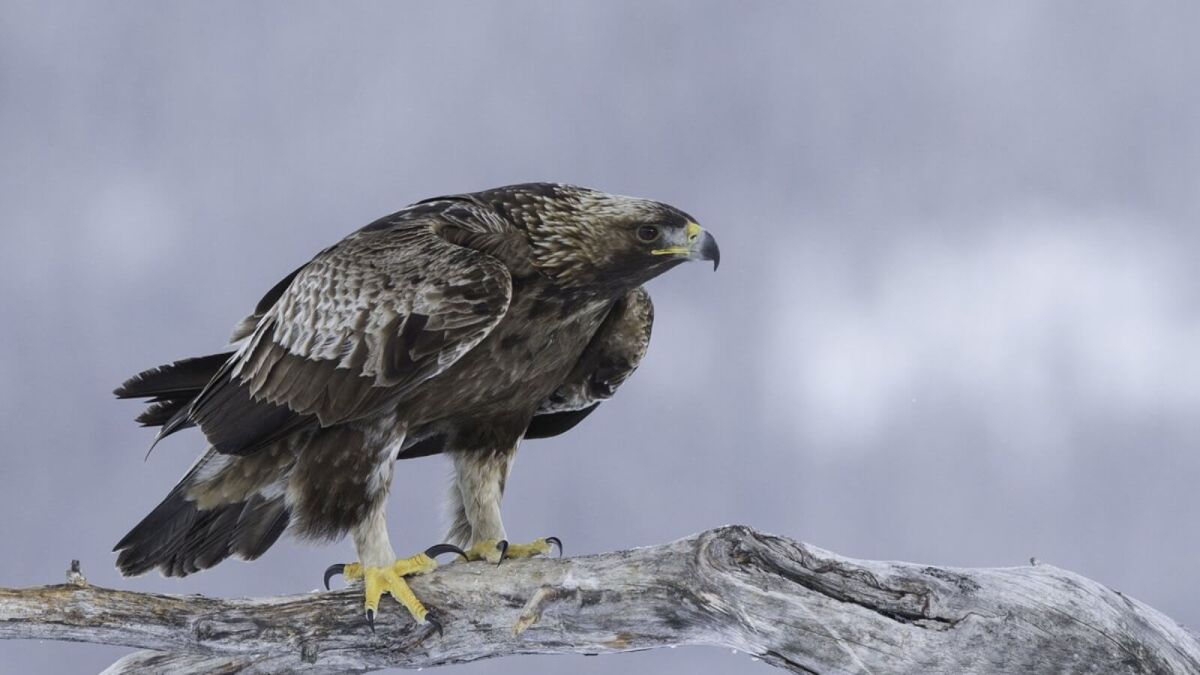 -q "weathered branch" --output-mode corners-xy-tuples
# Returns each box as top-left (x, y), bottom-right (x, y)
(2, 526), (1197, 674)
